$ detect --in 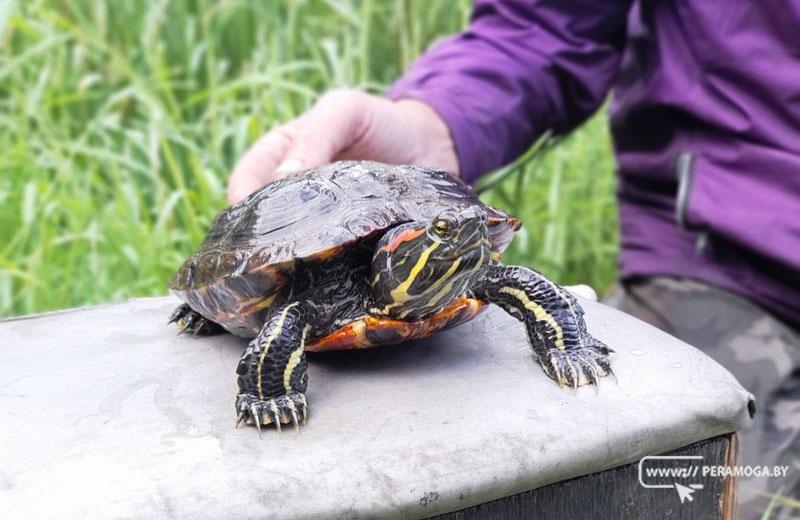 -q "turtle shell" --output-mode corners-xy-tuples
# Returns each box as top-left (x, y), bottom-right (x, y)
(170, 161), (520, 336)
